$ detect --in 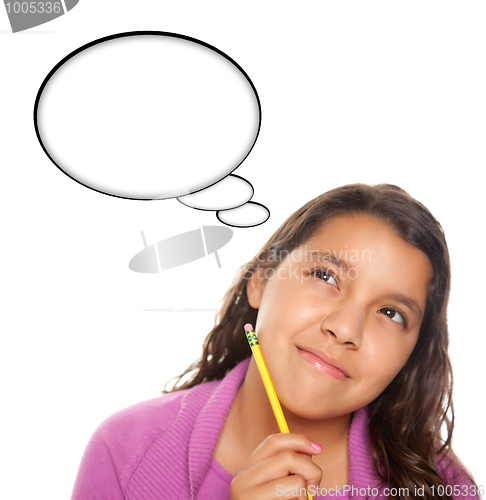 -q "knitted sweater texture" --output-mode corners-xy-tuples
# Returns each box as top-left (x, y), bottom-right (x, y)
(71, 358), (478, 499)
